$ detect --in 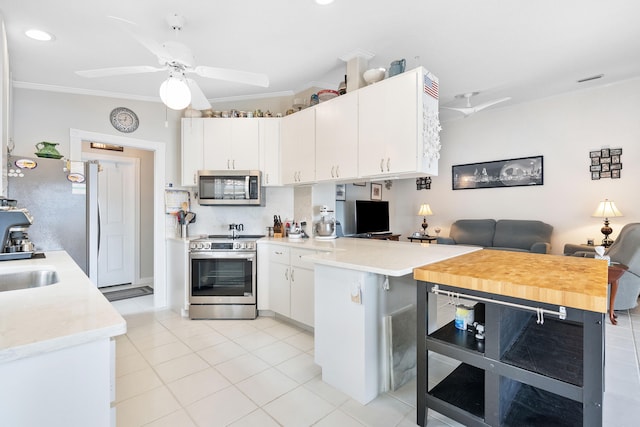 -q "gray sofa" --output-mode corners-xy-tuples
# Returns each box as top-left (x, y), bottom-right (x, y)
(565, 223), (640, 310)
(437, 219), (553, 254)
